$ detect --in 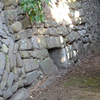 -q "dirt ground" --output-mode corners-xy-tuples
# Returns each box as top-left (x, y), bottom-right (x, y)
(27, 53), (100, 100)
